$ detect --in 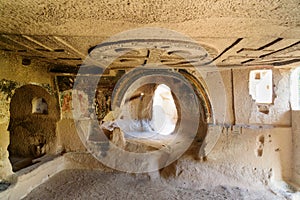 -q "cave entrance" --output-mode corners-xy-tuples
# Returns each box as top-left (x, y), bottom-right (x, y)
(8, 85), (59, 172)
(152, 84), (178, 135)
